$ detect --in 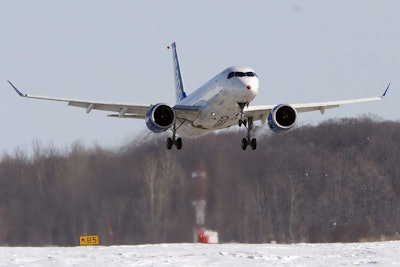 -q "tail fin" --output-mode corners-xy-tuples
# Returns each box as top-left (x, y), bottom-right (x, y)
(168, 42), (187, 102)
